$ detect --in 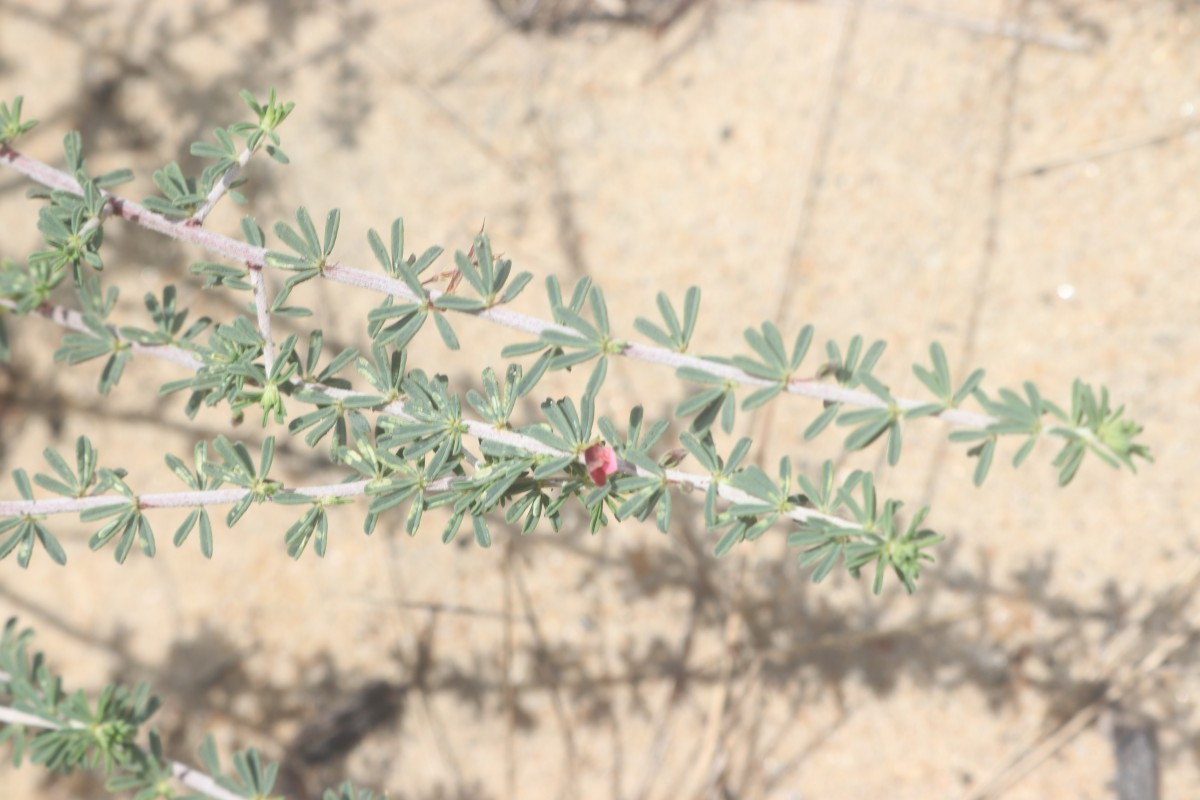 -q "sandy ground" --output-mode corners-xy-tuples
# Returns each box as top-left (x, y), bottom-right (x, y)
(0, 1), (1198, 798)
